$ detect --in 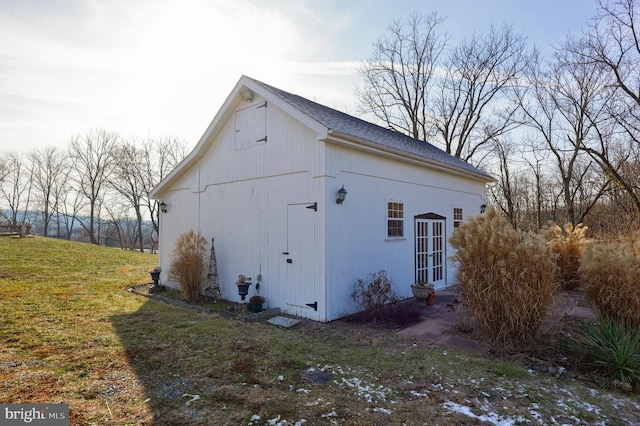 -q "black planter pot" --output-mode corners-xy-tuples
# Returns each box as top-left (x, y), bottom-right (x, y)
(237, 283), (251, 301)
(149, 270), (163, 293)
